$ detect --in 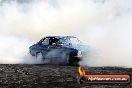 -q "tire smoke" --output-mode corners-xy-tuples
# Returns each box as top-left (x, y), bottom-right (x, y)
(0, 0), (132, 67)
